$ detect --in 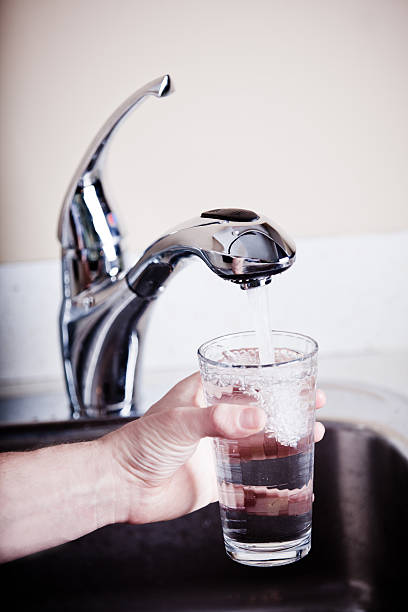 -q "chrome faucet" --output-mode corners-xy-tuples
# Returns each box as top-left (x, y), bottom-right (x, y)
(57, 75), (296, 419)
